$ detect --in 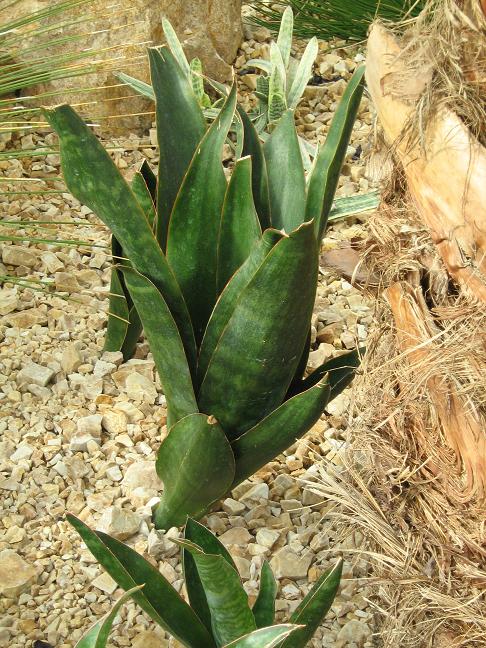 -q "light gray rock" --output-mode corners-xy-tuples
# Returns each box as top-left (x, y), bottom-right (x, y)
(270, 548), (312, 580)
(125, 373), (158, 404)
(0, 289), (18, 316)
(17, 362), (55, 387)
(240, 482), (269, 504)
(76, 414), (102, 437)
(222, 498), (245, 515)
(336, 619), (371, 647)
(219, 527), (252, 546)
(255, 528), (280, 549)
(122, 461), (161, 492)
